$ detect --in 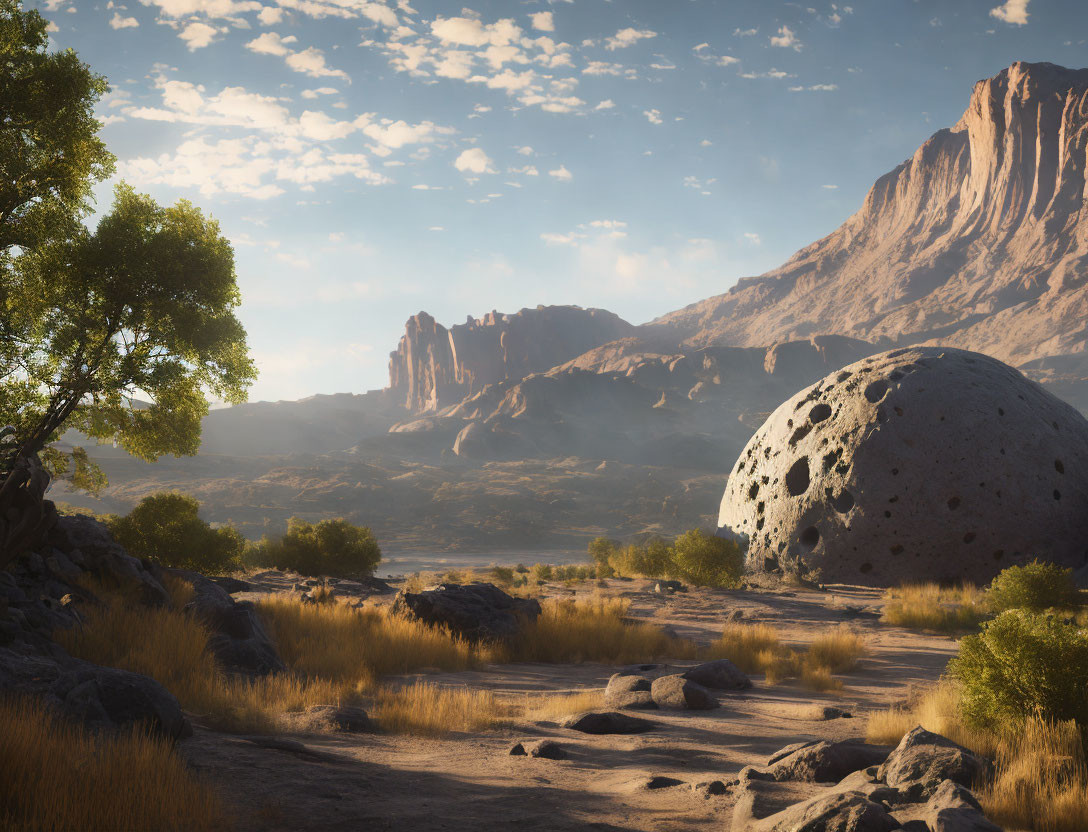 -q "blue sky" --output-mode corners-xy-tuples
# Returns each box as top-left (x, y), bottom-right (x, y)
(33, 0), (1086, 401)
